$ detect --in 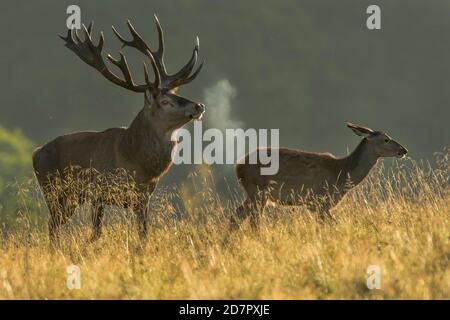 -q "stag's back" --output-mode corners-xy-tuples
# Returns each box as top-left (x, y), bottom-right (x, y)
(32, 128), (127, 183)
